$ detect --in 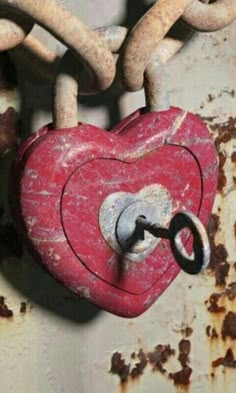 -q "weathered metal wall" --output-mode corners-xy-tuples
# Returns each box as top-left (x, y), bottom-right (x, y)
(0, 1), (236, 392)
